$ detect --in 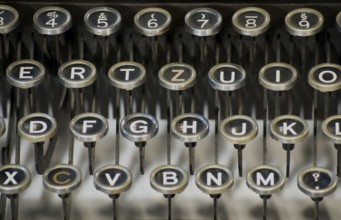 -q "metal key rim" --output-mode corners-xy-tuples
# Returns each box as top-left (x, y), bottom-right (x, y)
(308, 63), (341, 92)
(322, 115), (341, 144)
(159, 63), (196, 91)
(208, 63), (246, 91)
(0, 5), (19, 34)
(0, 164), (31, 195)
